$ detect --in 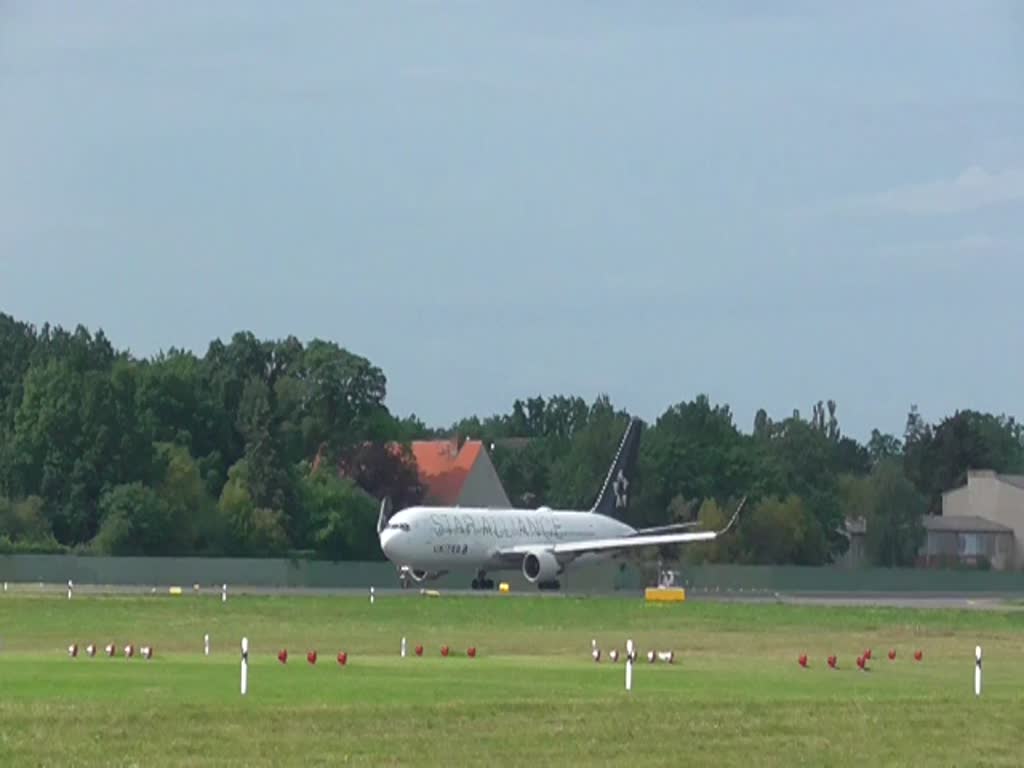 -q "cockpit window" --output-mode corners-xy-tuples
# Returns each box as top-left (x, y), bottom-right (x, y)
(387, 523), (410, 532)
